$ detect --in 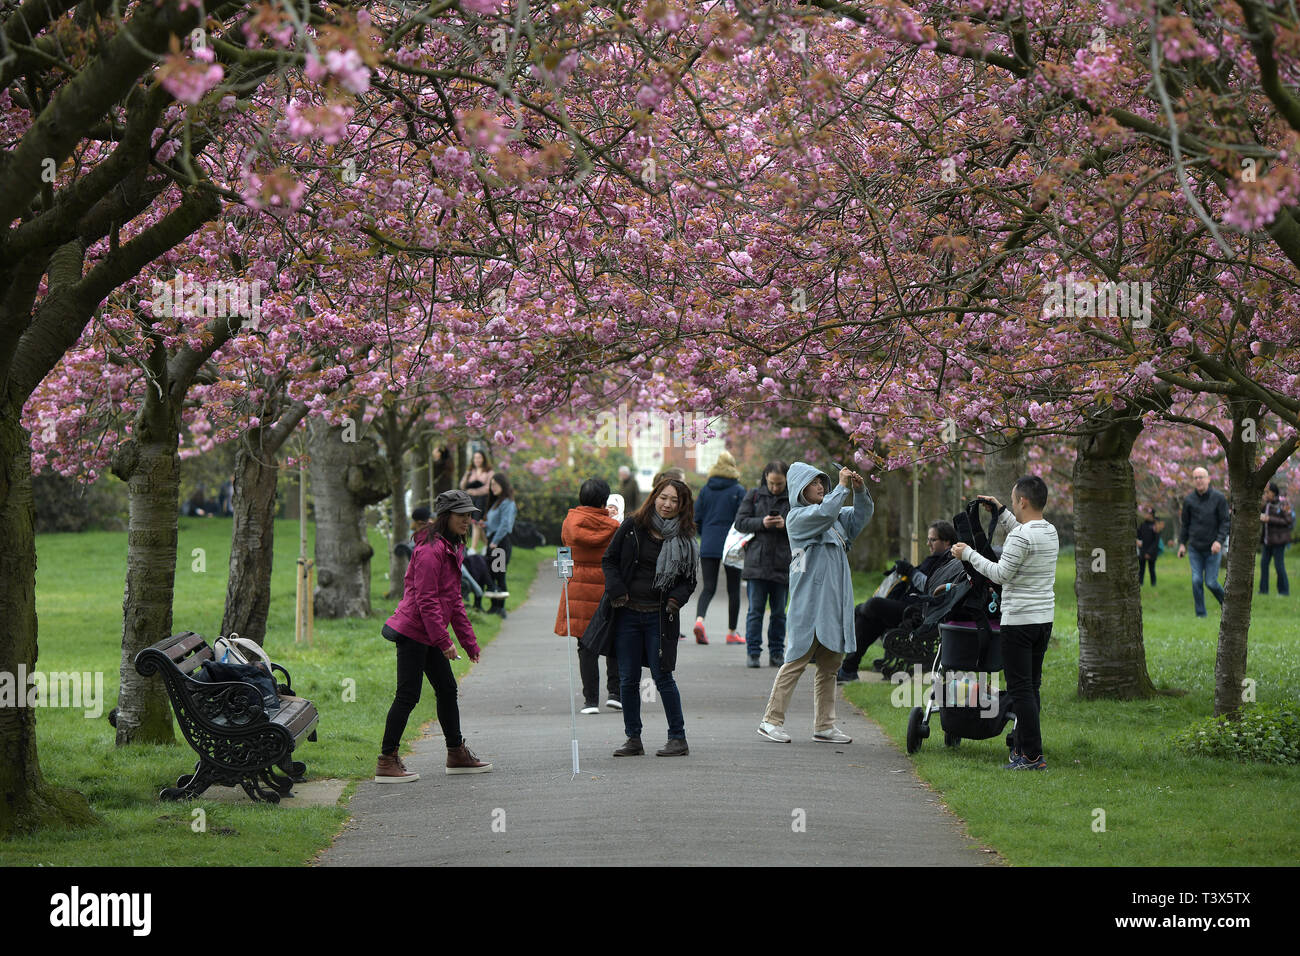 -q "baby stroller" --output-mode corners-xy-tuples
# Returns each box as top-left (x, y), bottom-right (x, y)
(905, 499), (1016, 754)
(871, 499), (1005, 680)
